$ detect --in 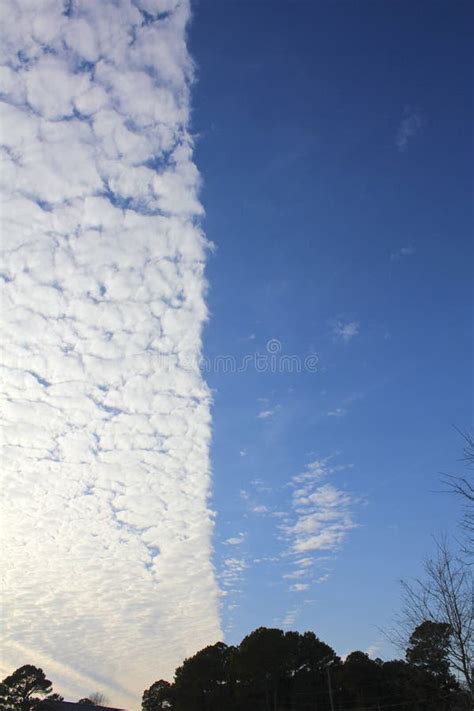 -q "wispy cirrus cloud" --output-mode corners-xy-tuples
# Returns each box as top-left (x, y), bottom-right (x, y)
(240, 478), (273, 517)
(0, 0), (220, 705)
(283, 569), (307, 580)
(230, 459), (358, 620)
(327, 407), (348, 418)
(396, 107), (423, 151)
